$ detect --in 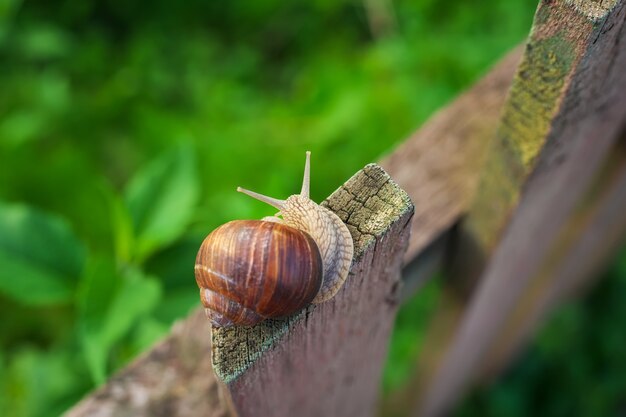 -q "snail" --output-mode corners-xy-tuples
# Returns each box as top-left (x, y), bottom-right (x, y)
(194, 151), (354, 327)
